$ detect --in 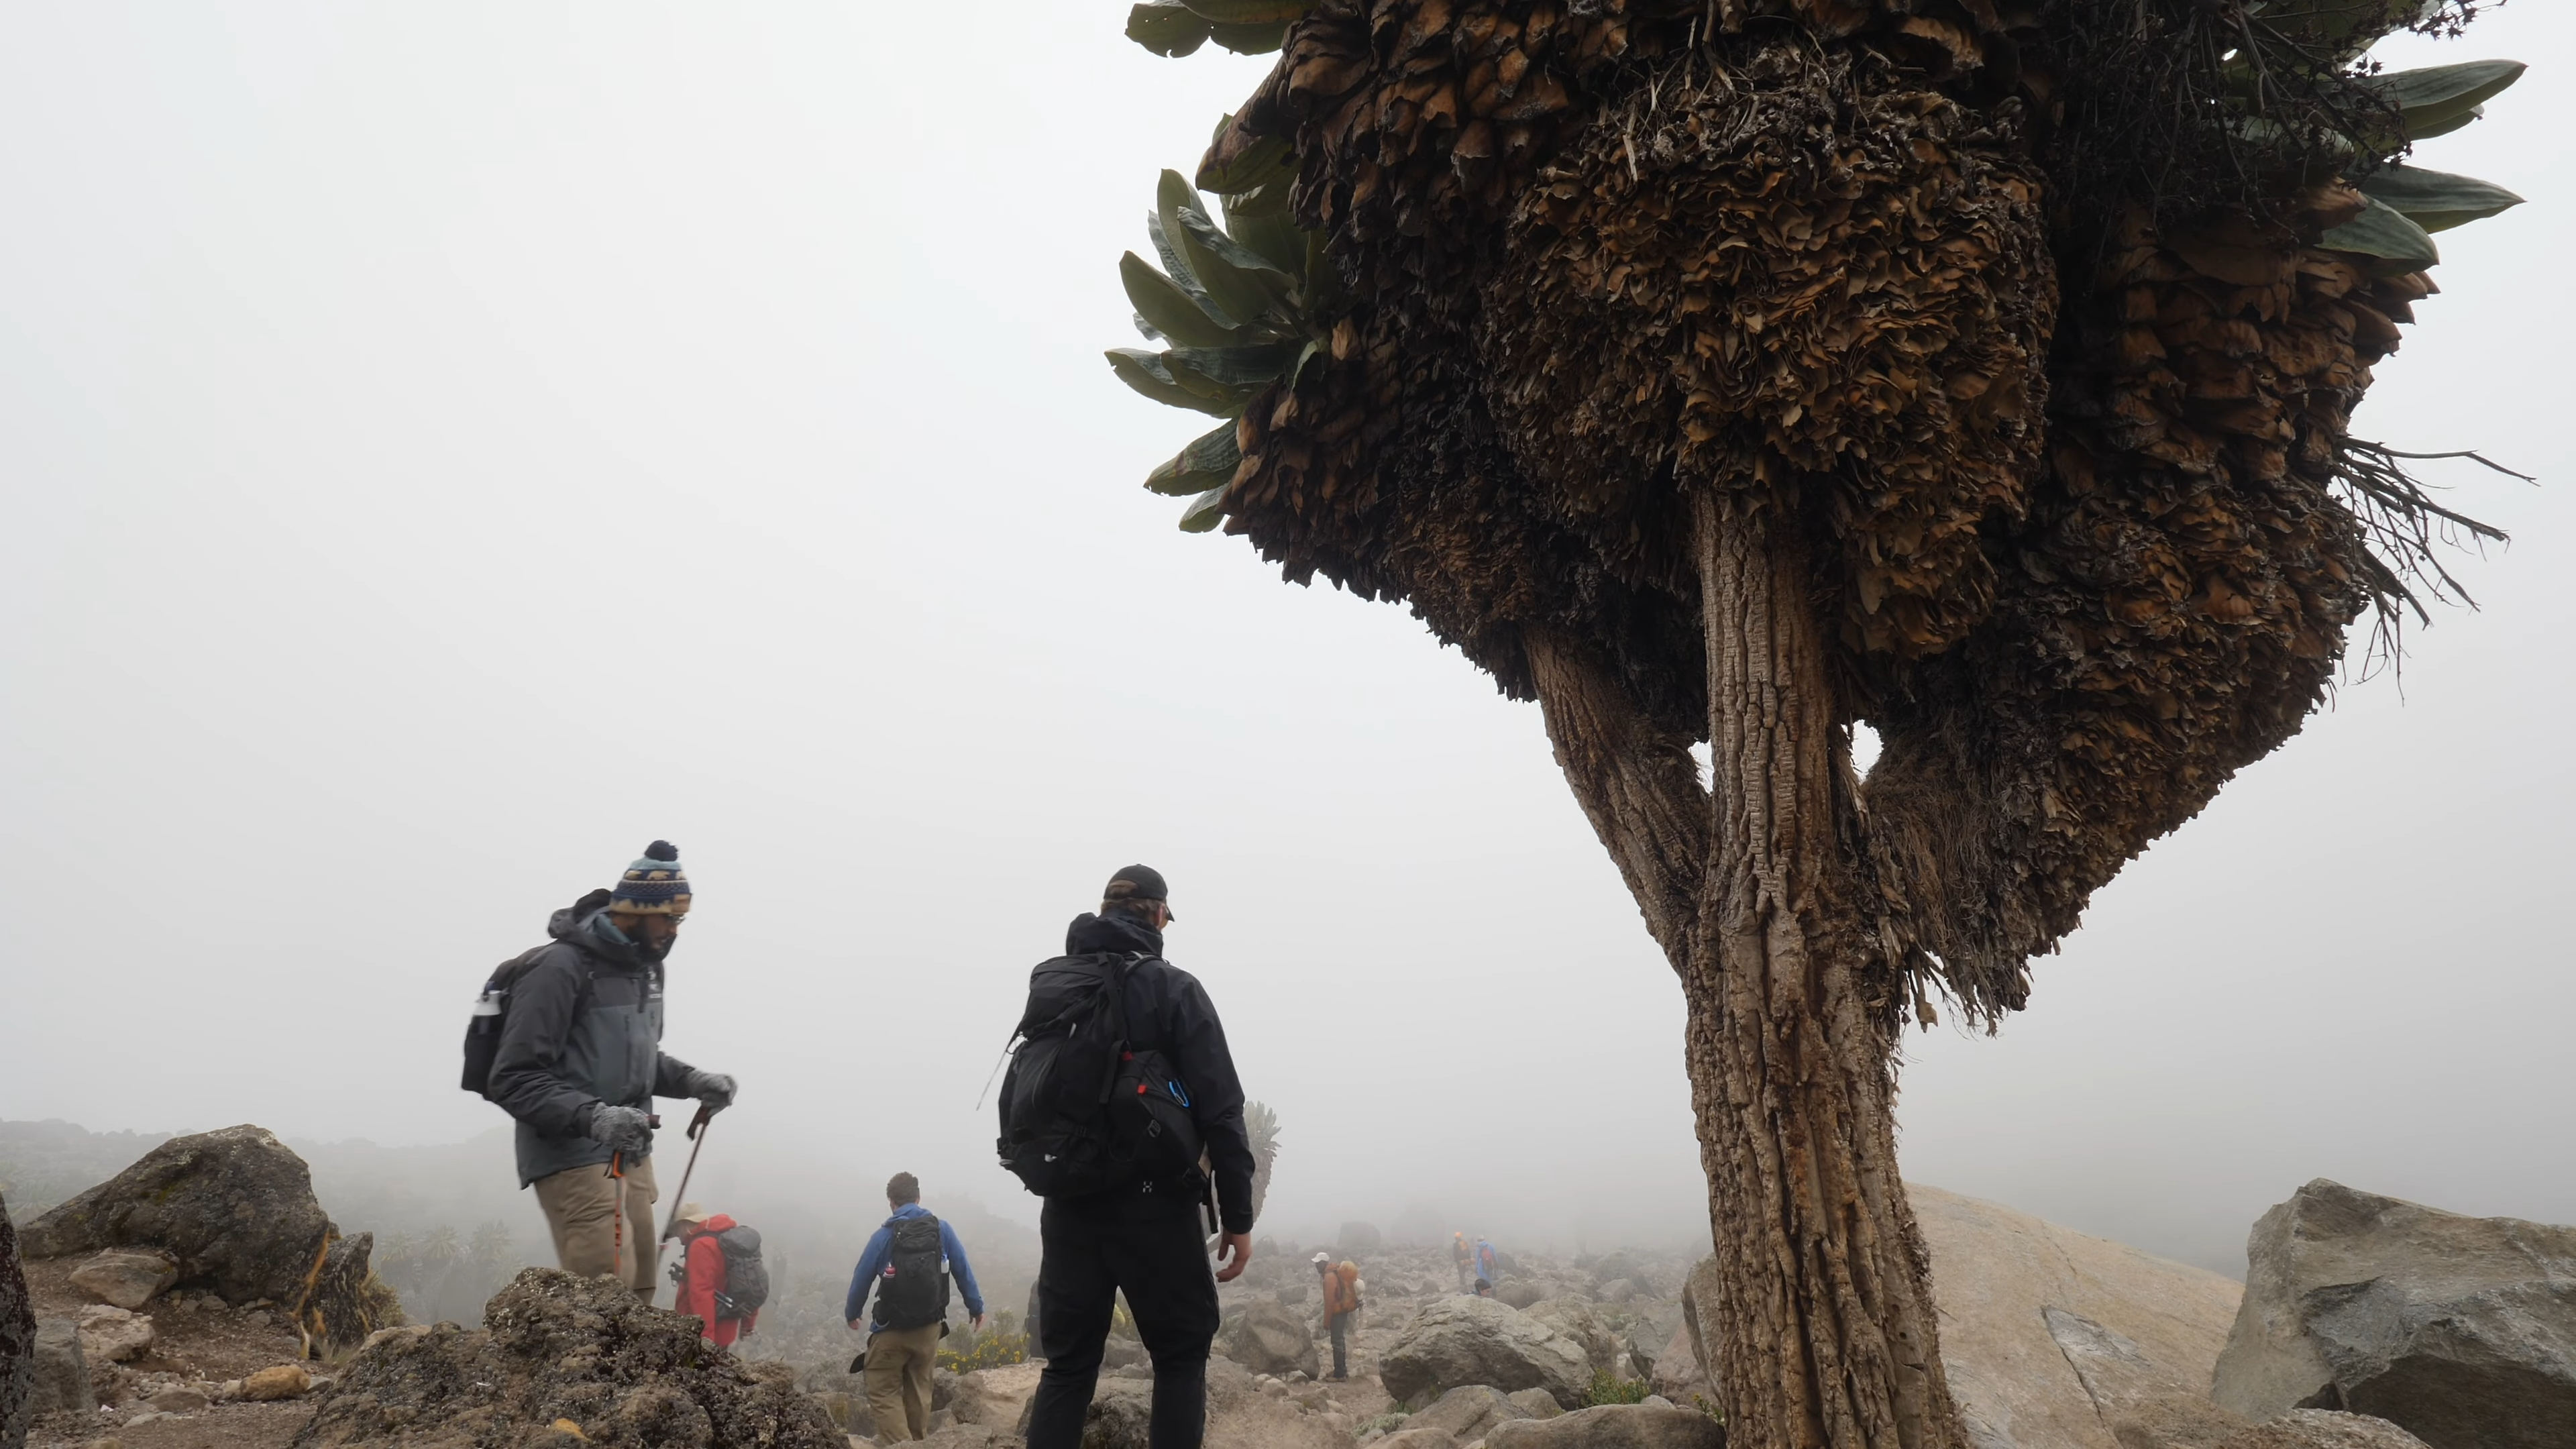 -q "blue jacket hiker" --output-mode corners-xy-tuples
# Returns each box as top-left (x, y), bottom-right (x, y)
(845, 1175), (986, 1443)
